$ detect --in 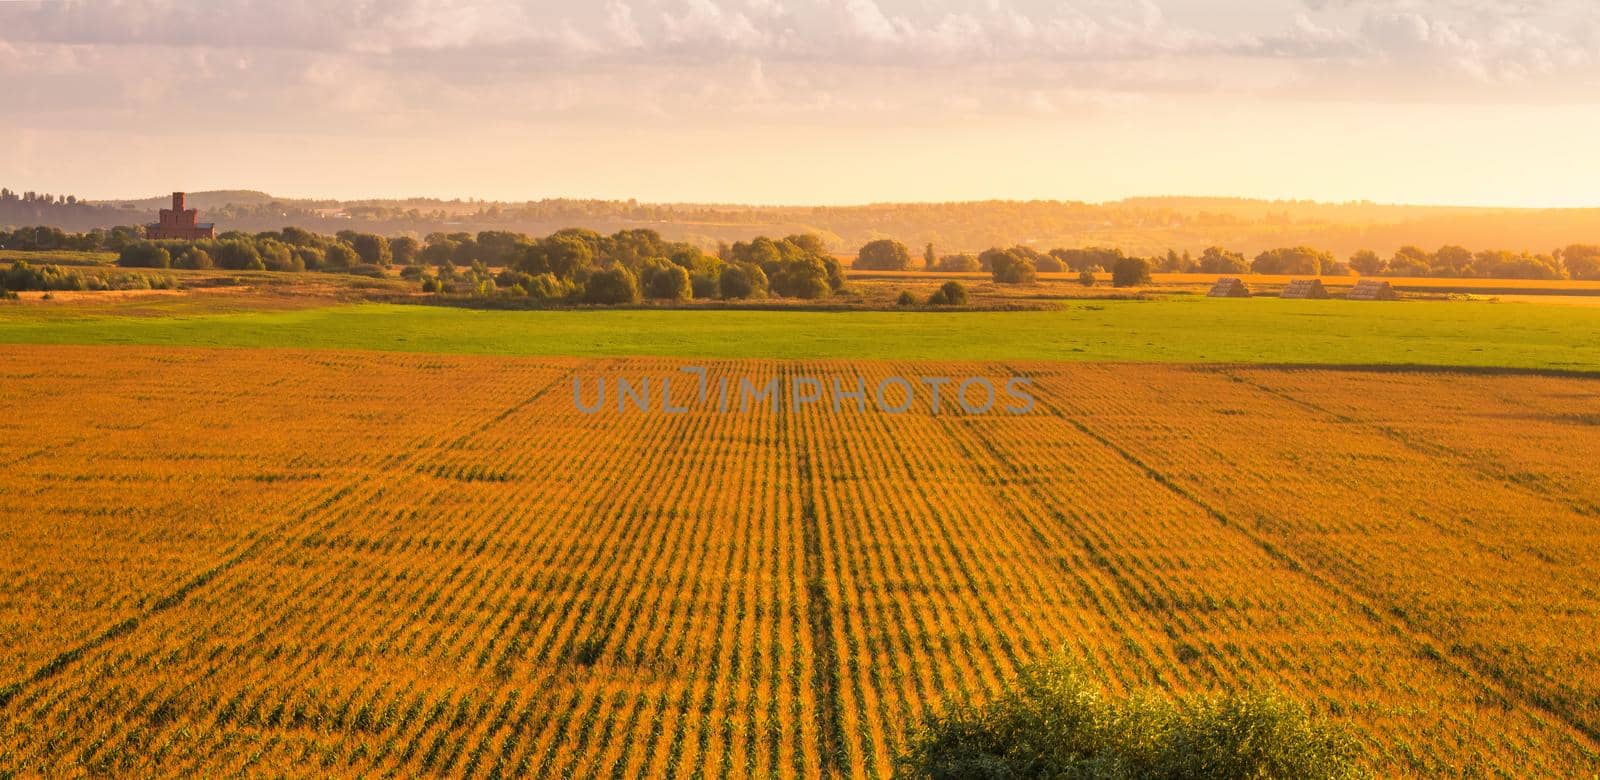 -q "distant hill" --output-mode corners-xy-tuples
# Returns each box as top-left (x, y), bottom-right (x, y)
(105, 190), (283, 210)
(4, 187), (1598, 257)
